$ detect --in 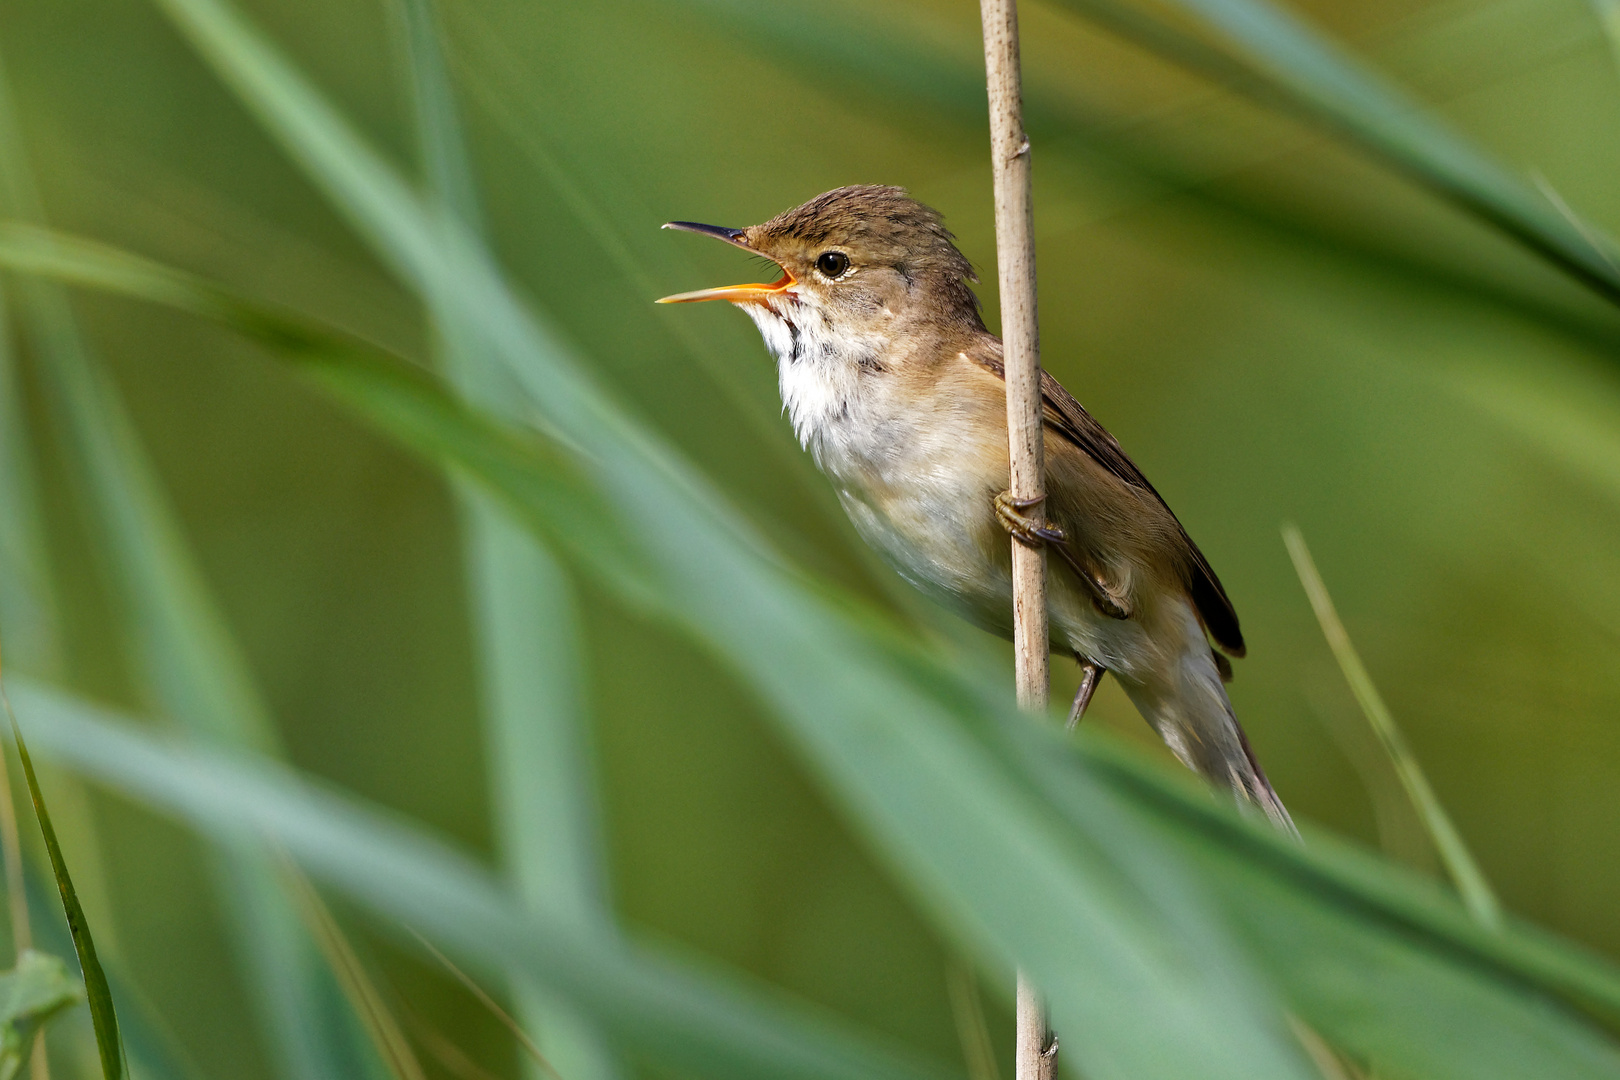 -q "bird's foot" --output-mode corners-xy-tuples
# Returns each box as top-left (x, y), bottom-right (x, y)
(993, 490), (1065, 548)
(993, 490), (1132, 621)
